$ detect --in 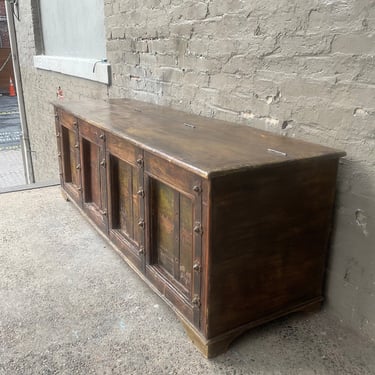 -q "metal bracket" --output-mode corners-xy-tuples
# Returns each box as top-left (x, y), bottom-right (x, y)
(137, 188), (145, 198)
(138, 219), (145, 229)
(193, 185), (202, 194)
(192, 295), (201, 308)
(136, 158), (144, 169)
(193, 260), (201, 272)
(193, 222), (203, 235)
